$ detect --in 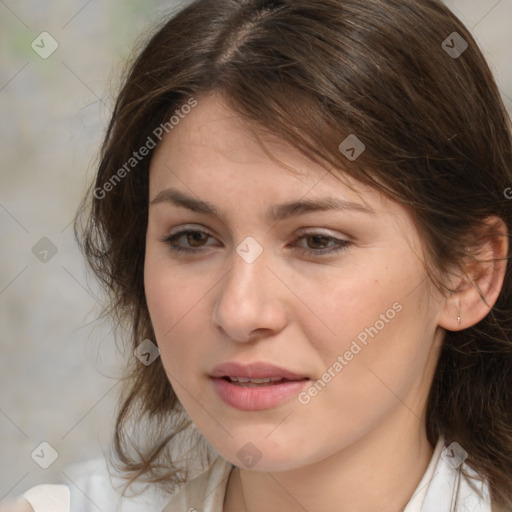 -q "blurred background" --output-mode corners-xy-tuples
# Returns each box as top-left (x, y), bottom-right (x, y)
(0, 0), (511, 502)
